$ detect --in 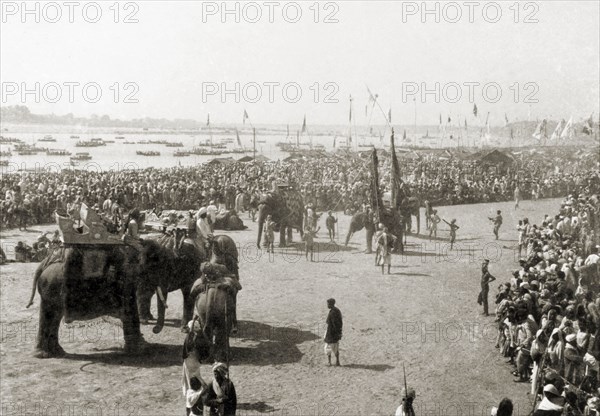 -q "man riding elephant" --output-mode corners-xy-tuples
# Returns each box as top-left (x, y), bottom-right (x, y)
(136, 228), (239, 334)
(189, 262), (242, 362)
